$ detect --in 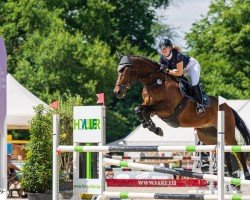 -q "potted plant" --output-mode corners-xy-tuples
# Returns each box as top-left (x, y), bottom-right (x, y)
(21, 105), (54, 200)
(57, 94), (83, 196)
